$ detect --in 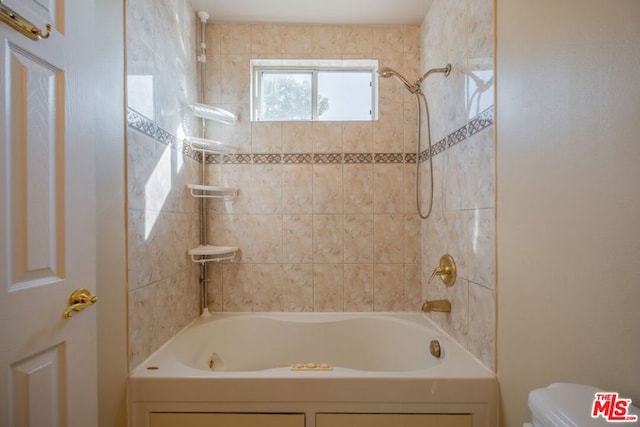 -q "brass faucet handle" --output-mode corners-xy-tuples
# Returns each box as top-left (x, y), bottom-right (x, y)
(428, 254), (457, 286)
(428, 266), (448, 283)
